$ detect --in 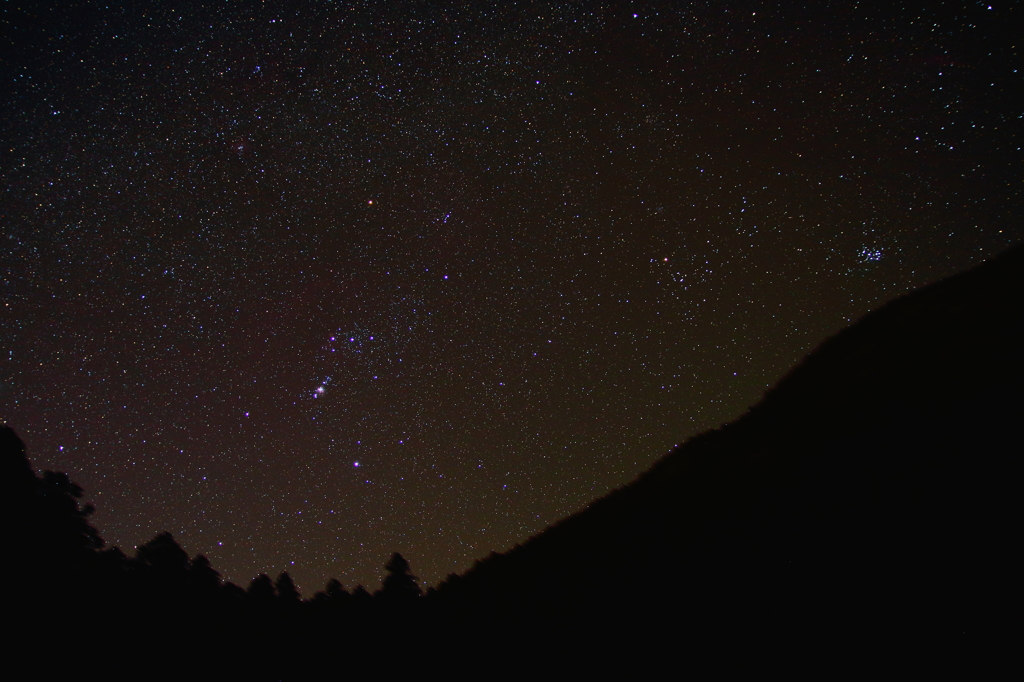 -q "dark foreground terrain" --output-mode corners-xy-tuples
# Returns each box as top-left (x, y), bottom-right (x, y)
(7, 244), (1021, 677)
(434, 241), (1021, 668)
